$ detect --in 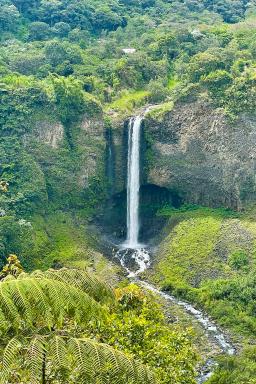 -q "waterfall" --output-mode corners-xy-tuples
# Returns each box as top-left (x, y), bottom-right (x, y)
(126, 115), (143, 248)
(117, 111), (150, 277)
(115, 108), (235, 384)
